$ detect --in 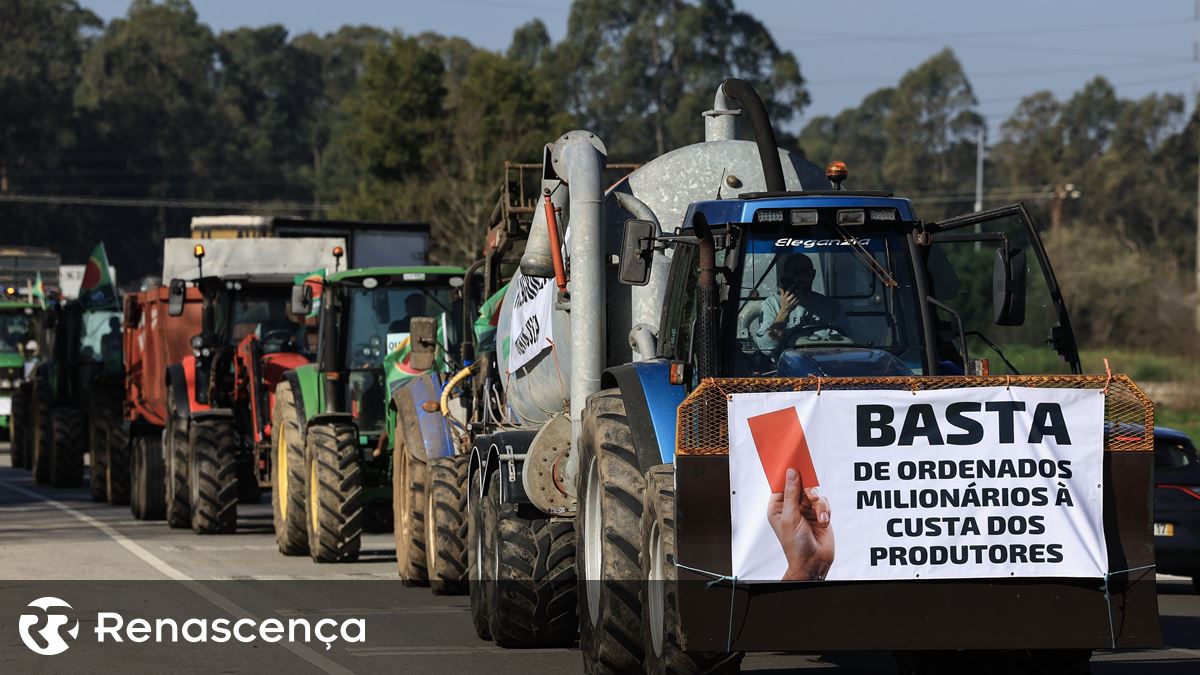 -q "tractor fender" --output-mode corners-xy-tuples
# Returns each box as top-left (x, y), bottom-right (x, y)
(168, 357), (211, 416)
(479, 430), (538, 505)
(601, 359), (686, 467)
(191, 408), (234, 422)
(165, 363), (192, 419)
(284, 365), (322, 427)
(390, 372), (455, 464)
